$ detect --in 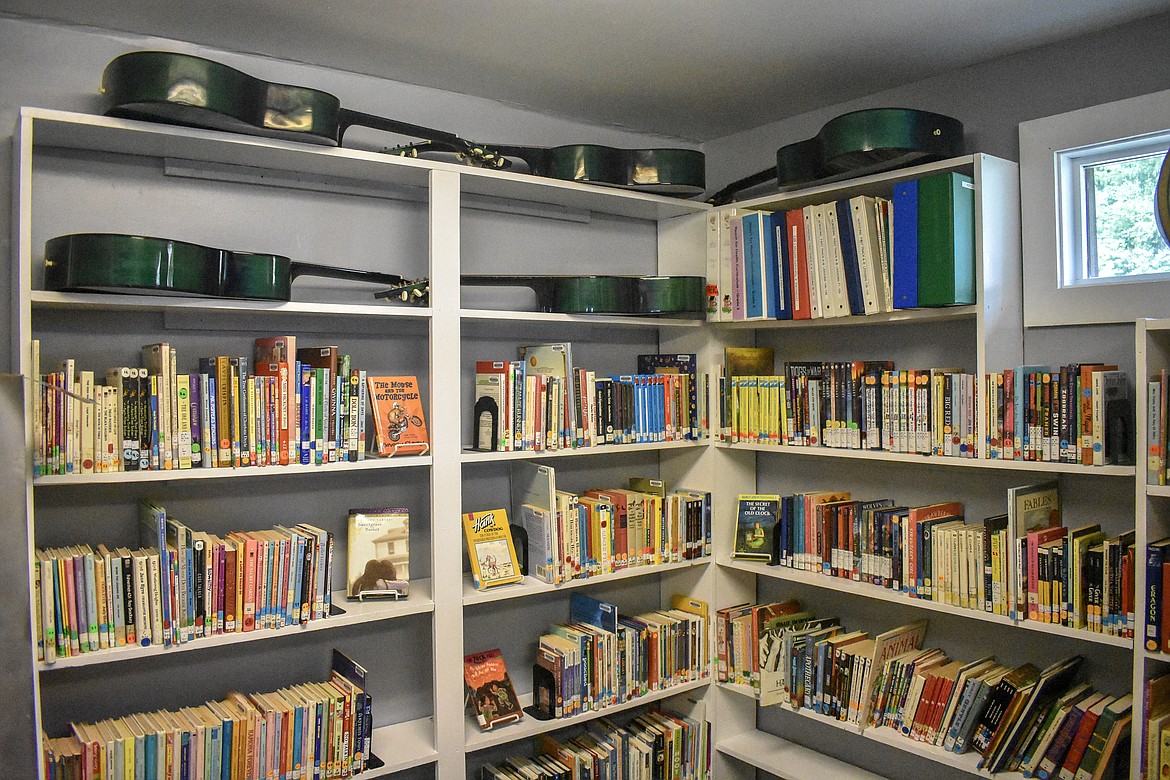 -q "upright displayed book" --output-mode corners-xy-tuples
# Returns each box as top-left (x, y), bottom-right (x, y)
(347, 507), (410, 599)
(463, 508), (524, 589)
(732, 494), (780, 563)
(366, 375), (429, 456)
(465, 648), (524, 730)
